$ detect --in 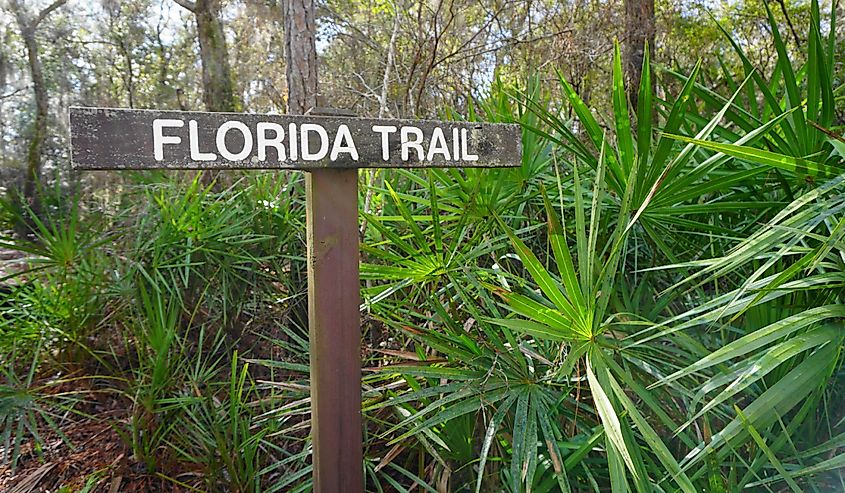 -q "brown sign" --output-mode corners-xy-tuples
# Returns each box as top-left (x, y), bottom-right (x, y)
(69, 107), (521, 170)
